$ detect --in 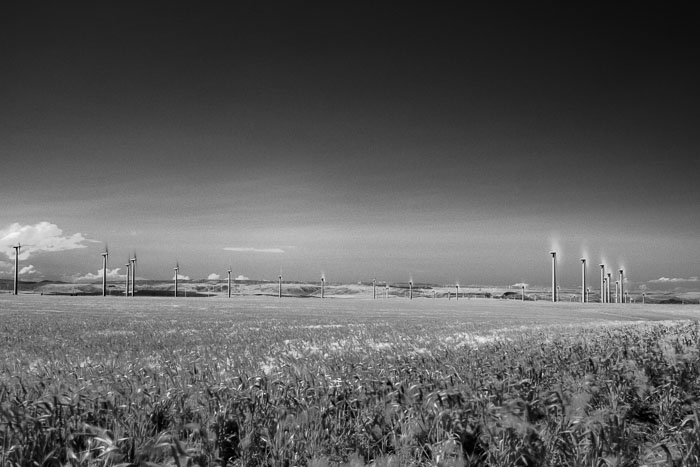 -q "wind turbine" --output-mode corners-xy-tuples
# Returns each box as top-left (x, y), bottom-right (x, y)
(321, 275), (325, 299)
(130, 254), (137, 297)
(278, 274), (282, 298)
(602, 277), (607, 303)
(13, 243), (21, 295)
(619, 269), (624, 305)
(124, 260), (131, 297)
(409, 280), (413, 300)
(581, 258), (587, 303)
(173, 262), (179, 298)
(227, 267), (232, 298)
(550, 251), (557, 302)
(101, 246), (109, 297)
(373, 278), (376, 300)
(456, 283), (460, 301)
